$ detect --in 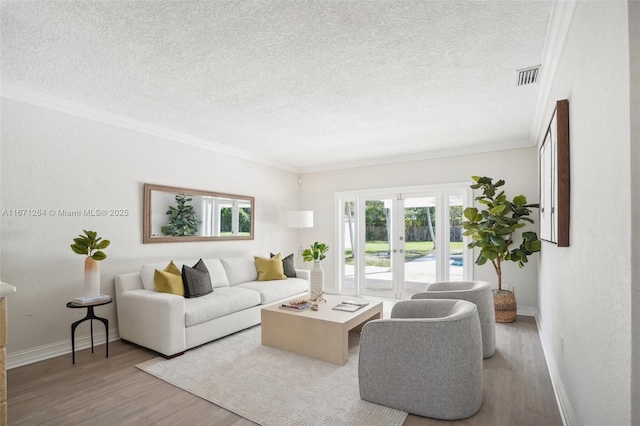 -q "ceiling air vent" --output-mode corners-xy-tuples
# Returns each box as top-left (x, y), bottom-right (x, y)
(516, 65), (540, 86)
